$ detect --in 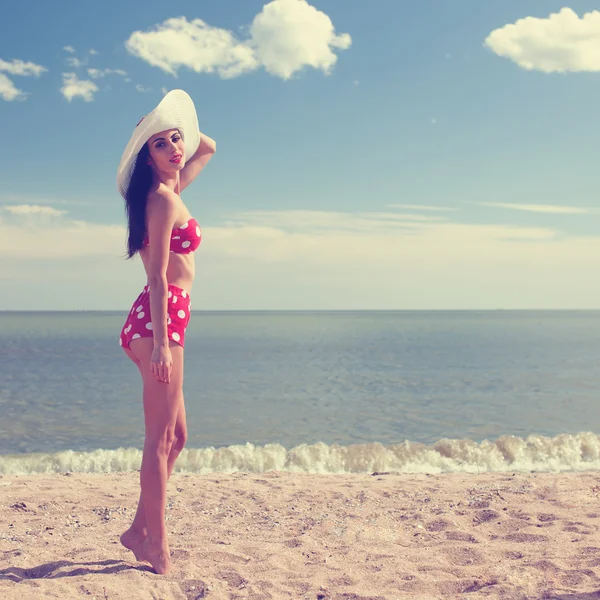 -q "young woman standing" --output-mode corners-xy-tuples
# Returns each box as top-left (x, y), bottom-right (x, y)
(115, 89), (216, 574)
